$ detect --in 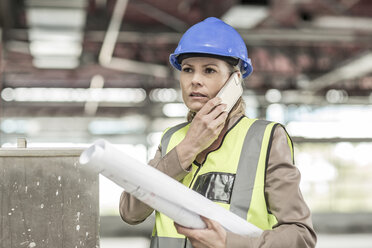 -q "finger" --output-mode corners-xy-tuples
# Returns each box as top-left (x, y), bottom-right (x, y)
(214, 110), (228, 123)
(204, 219), (213, 230)
(197, 97), (222, 115)
(174, 223), (195, 237)
(206, 103), (227, 120)
(205, 107), (228, 127)
(208, 111), (228, 131)
(200, 216), (213, 229)
(201, 216), (224, 232)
